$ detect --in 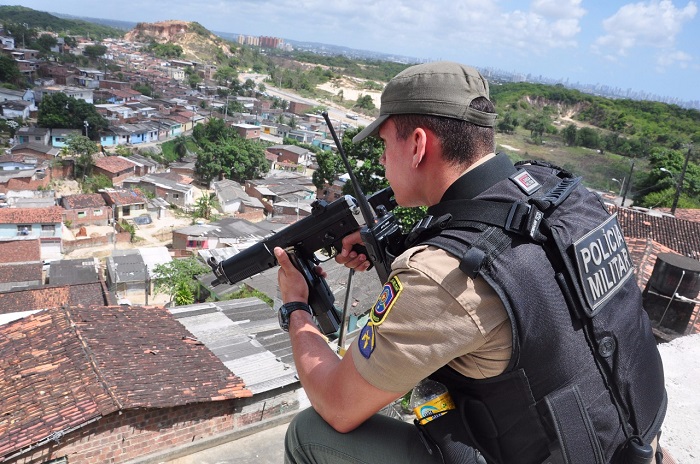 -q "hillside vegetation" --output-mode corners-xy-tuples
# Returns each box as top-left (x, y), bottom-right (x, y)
(0, 5), (123, 39)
